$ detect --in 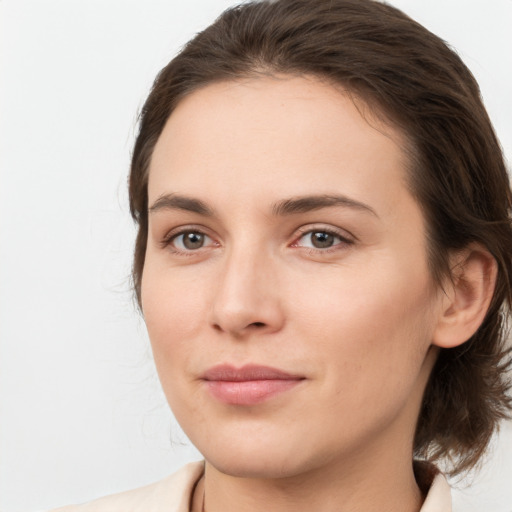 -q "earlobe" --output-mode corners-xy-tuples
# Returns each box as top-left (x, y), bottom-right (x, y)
(432, 245), (497, 349)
